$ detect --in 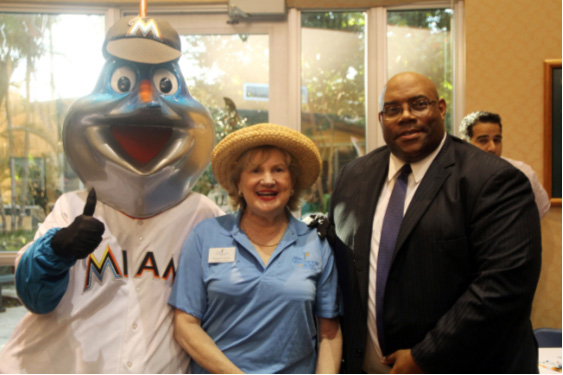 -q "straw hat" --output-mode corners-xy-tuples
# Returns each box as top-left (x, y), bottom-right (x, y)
(212, 123), (322, 190)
